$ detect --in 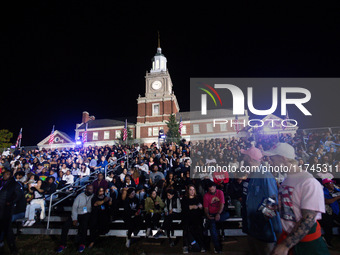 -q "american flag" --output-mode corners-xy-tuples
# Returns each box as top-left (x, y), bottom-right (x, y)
(48, 126), (55, 145)
(123, 119), (128, 141)
(15, 128), (22, 148)
(178, 116), (183, 136)
(234, 115), (240, 134)
(82, 123), (88, 144)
